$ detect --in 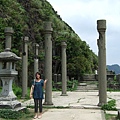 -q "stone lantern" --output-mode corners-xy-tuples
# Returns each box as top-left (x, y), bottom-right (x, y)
(0, 27), (22, 109)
